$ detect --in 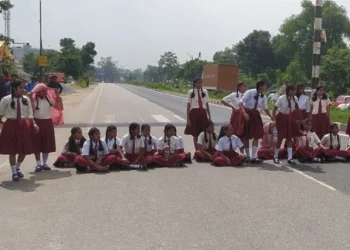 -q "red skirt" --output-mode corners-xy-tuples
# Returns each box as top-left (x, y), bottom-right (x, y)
(32, 118), (56, 153)
(346, 116), (350, 135)
(324, 149), (350, 159)
(179, 149), (192, 163)
(257, 148), (287, 160)
(296, 146), (324, 160)
(74, 155), (115, 171)
(299, 110), (308, 121)
(153, 152), (186, 166)
(0, 119), (33, 155)
(230, 109), (245, 137)
(184, 108), (209, 137)
(194, 148), (217, 162)
(121, 153), (148, 165)
(143, 150), (156, 164)
(212, 151), (244, 166)
(275, 111), (302, 140)
(53, 154), (77, 167)
(242, 108), (264, 140)
(311, 113), (330, 139)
